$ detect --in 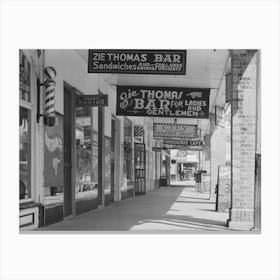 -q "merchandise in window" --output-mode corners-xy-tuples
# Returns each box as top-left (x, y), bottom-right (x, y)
(19, 106), (32, 200)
